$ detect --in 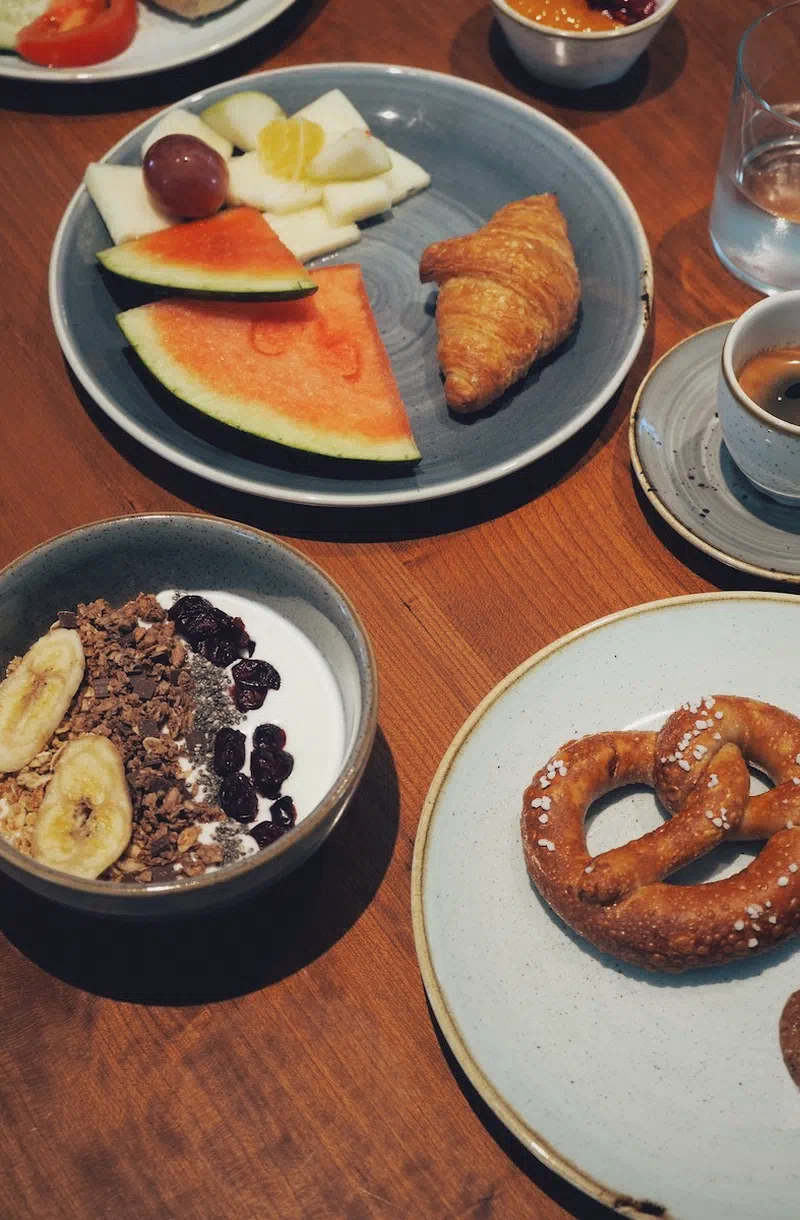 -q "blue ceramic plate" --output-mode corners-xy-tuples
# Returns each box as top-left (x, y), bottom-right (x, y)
(50, 64), (651, 507)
